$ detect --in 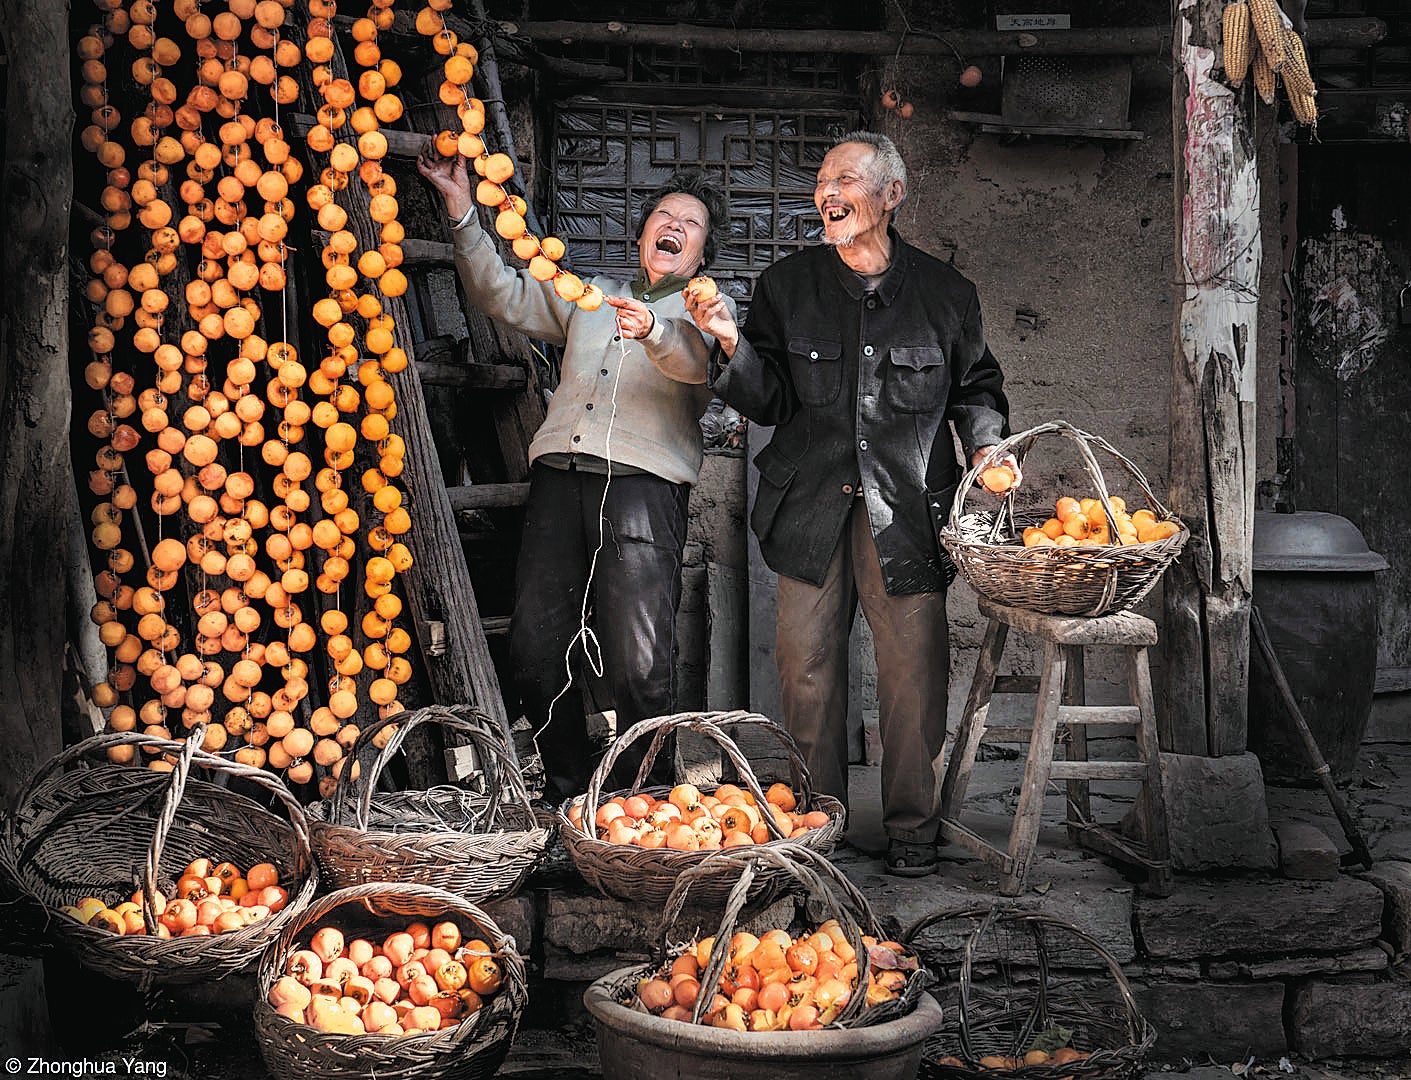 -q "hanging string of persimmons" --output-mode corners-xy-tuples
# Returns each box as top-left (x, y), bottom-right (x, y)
(74, 0), (576, 796)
